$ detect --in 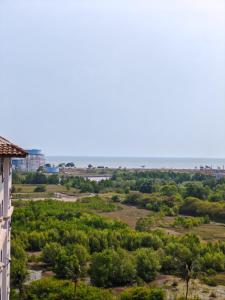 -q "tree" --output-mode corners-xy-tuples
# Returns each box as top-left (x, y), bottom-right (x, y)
(135, 248), (161, 282)
(165, 234), (201, 300)
(65, 244), (90, 268)
(54, 251), (81, 280)
(160, 184), (178, 196)
(42, 242), (62, 267)
(184, 182), (209, 199)
(27, 231), (46, 251)
(11, 240), (28, 295)
(66, 162), (75, 167)
(139, 180), (155, 193)
(11, 258), (28, 294)
(90, 248), (136, 287)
